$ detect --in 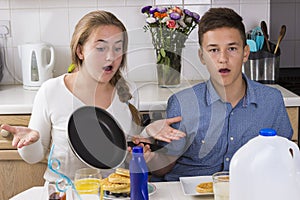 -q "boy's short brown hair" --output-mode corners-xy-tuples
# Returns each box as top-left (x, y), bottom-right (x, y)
(198, 7), (246, 47)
